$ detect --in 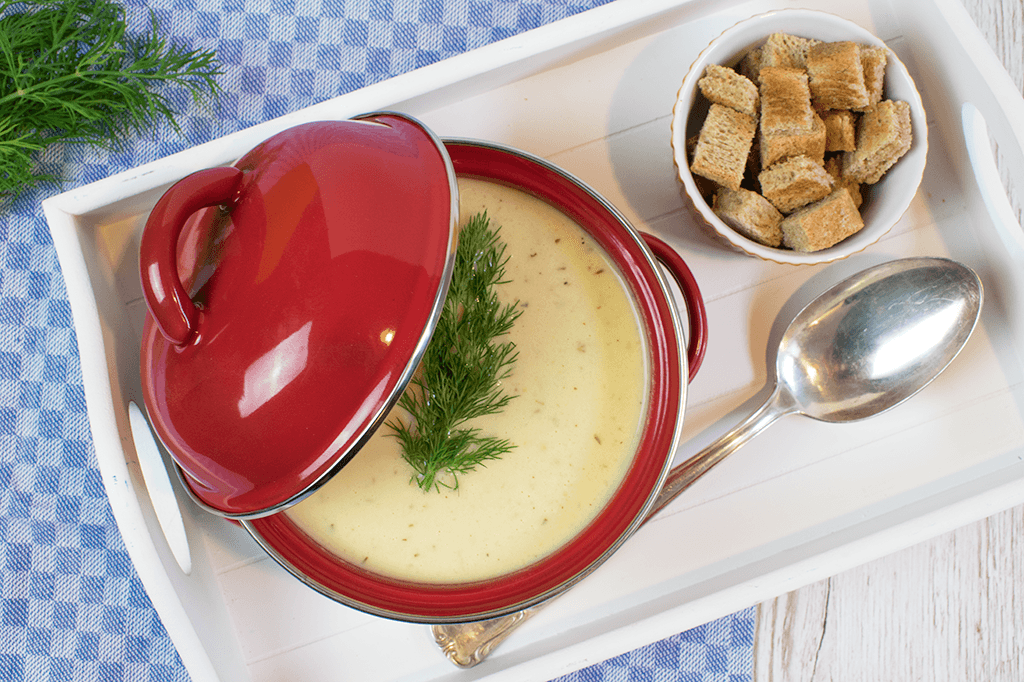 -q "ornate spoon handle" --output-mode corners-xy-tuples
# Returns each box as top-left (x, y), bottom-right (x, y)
(432, 389), (790, 667)
(432, 607), (539, 668)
